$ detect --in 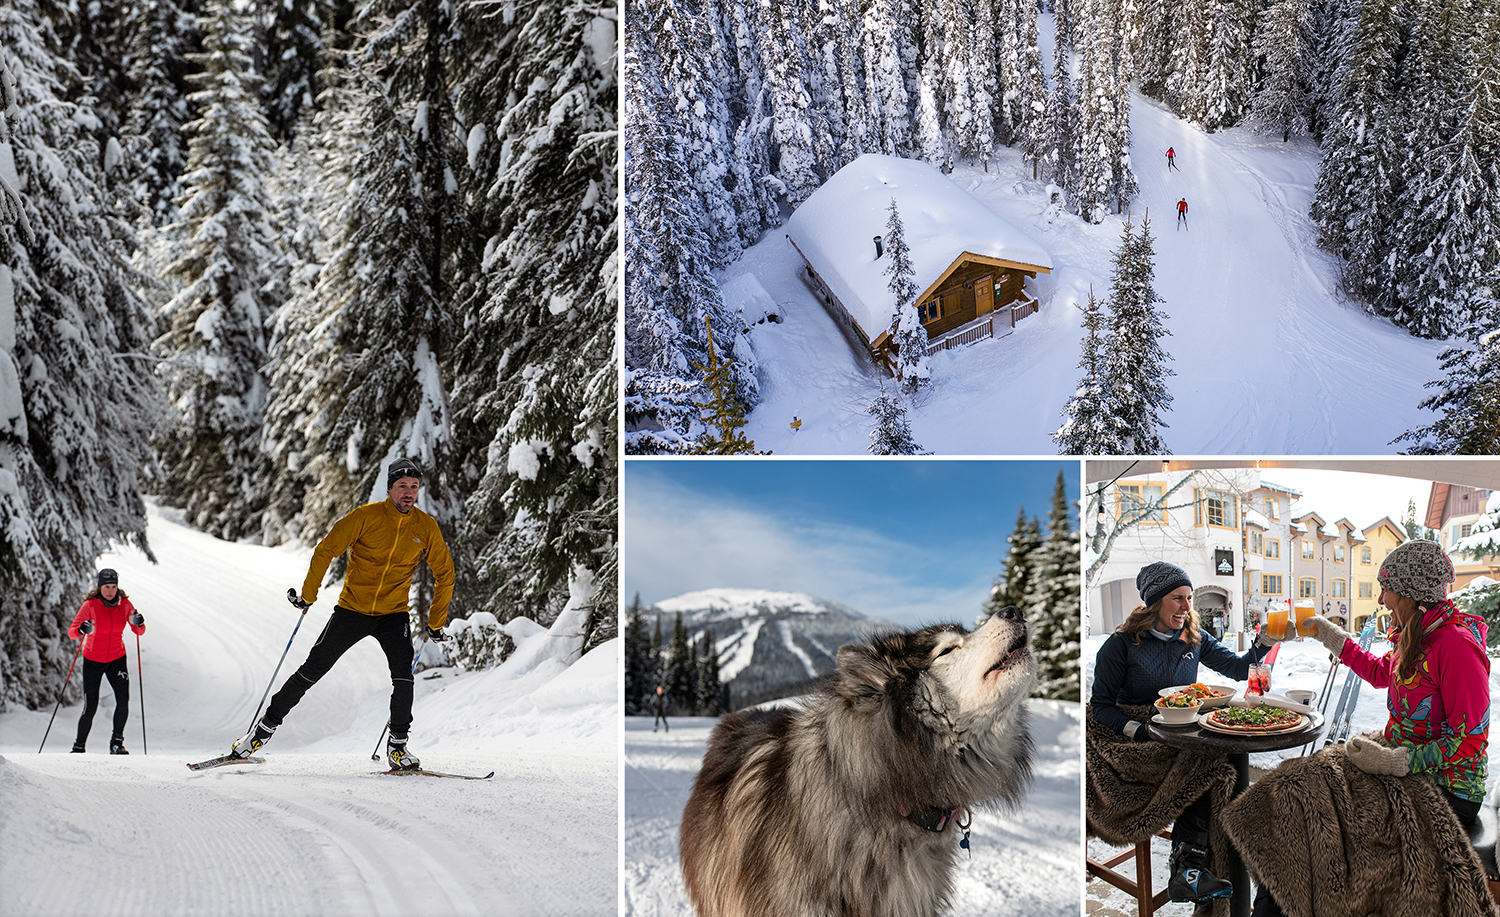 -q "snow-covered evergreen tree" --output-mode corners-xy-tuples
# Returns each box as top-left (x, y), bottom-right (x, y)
(447, 0), (618, 629)
(1166, 0), (1210, 124)
(915, 65), (949, 168)
(0, 4), (160, 709)
(867, 388), (926, 454)
(257, 0), (336, 141)
(1100, 214), (1174, 453)
(1043, 18), (1075, 188)
(882, 198), (929, 392)
(1251, 0), (1313, 141)
(834, 0), (872, 162)
(861, 0), (913, 156)
(989, 507), (1043, 611)
(1201, 0), (1254, 130)
(153, 0), (281, 542)
(119, 0), (200, 227)
(1053, 287), (1120, 452)
(1013, 0), (1049, 178)
(1395, 279), (1500, 454)
(760, 0), (834, 202)
(1025, 470), (1080, 700)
